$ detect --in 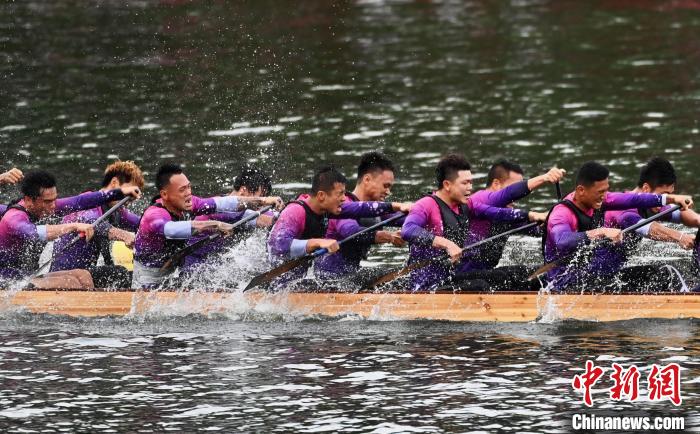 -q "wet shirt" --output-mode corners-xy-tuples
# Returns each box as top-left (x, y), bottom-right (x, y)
(134, 195), (240, 268)
(0, 189), (125, 278)
(50, 205), (140, 272)
(461, 180), (537, 271)
(544, 191), (666, 290)
(182, 209), (268, 270)
(315, 193), (405, 278)
(401, 195), (529, 291)
(267, 195), (394, 281)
